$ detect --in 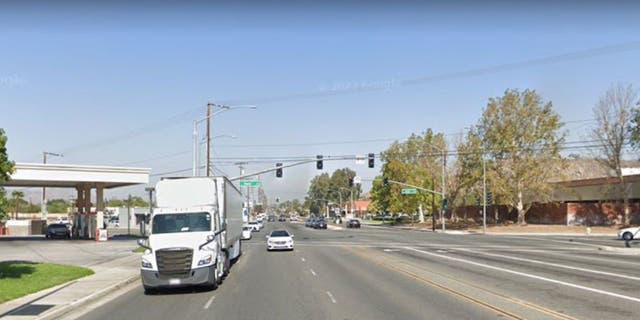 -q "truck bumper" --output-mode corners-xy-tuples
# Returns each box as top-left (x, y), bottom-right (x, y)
(141, 266), (214, 288)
